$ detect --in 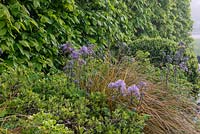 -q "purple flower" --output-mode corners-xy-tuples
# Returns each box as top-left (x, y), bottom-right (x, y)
(74, 80), (79, 84)
(87, 45), (94, 54)
(70, 51), (80, 59)
(183, 57), (189, 62)
(63, 60), (74, 70)
(108, 80), (126, 94)
(78, 59), (86, 65)
(127, 85), (140, 98)
(79, 46), (89, 54)
(166, 55), (173, 63)
(60, 43), (74, 54)
(79, 45), (93, 55)
(179, 41), (185, 47)
(179, 62), (188, 72)
(137, 81), (147, 89)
